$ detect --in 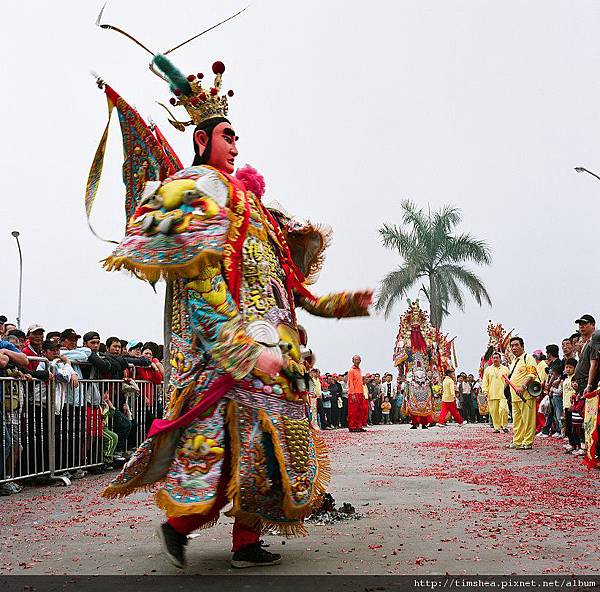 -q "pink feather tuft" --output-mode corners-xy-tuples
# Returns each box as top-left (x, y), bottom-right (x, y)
(235, 164), (265, 198)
